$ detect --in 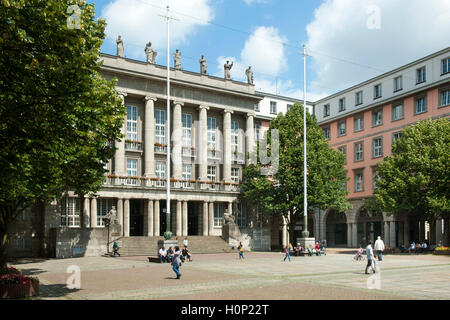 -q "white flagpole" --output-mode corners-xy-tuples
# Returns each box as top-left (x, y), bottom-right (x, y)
(165, 6), (171, 237)
(303, 44), (308, 236)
